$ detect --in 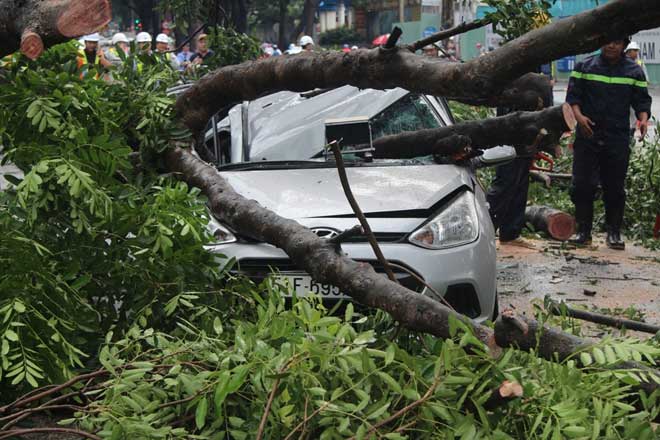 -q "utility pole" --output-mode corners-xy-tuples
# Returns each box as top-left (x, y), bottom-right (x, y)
(399, 0), (405, 22)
